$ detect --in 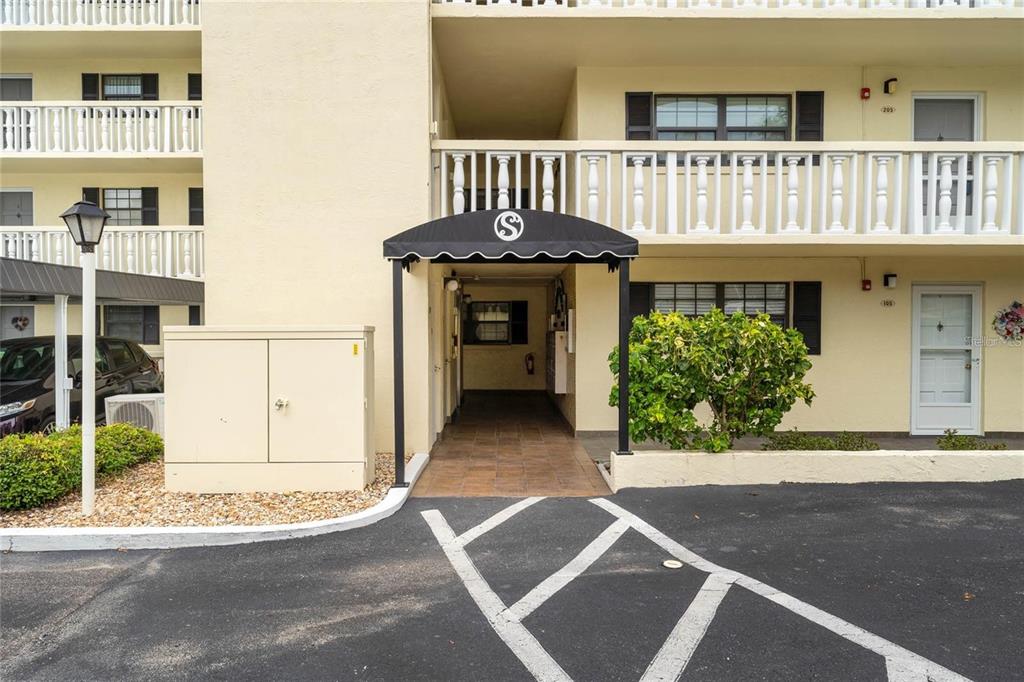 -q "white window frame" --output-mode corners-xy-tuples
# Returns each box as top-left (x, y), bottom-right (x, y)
(0, 188), (34, 227)
(911, 92), (984, 141)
